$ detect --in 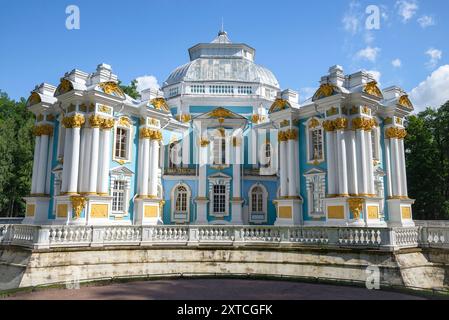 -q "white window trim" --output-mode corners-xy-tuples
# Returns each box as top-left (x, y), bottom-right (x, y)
(109, 170), (132, 217)
(304, 169), (326, 217)
(248, 183), (268, 224)
(305, 118), (325, 165)
(209, 174), (231, 217)
(170, 183), (191, 223)
(112, 118), (133, 164)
